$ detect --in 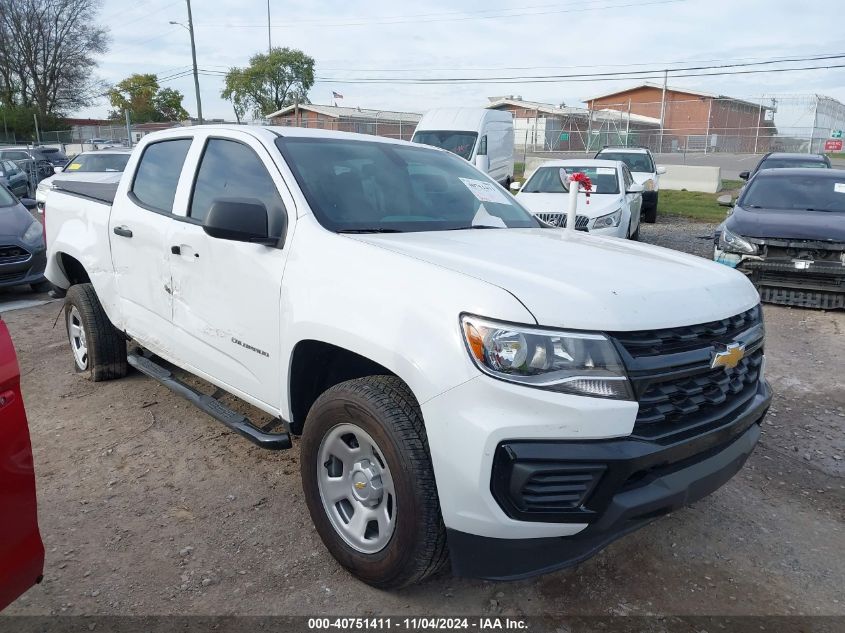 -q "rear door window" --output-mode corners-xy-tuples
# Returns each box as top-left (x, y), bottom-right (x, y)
(131, 139), (192, 213)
